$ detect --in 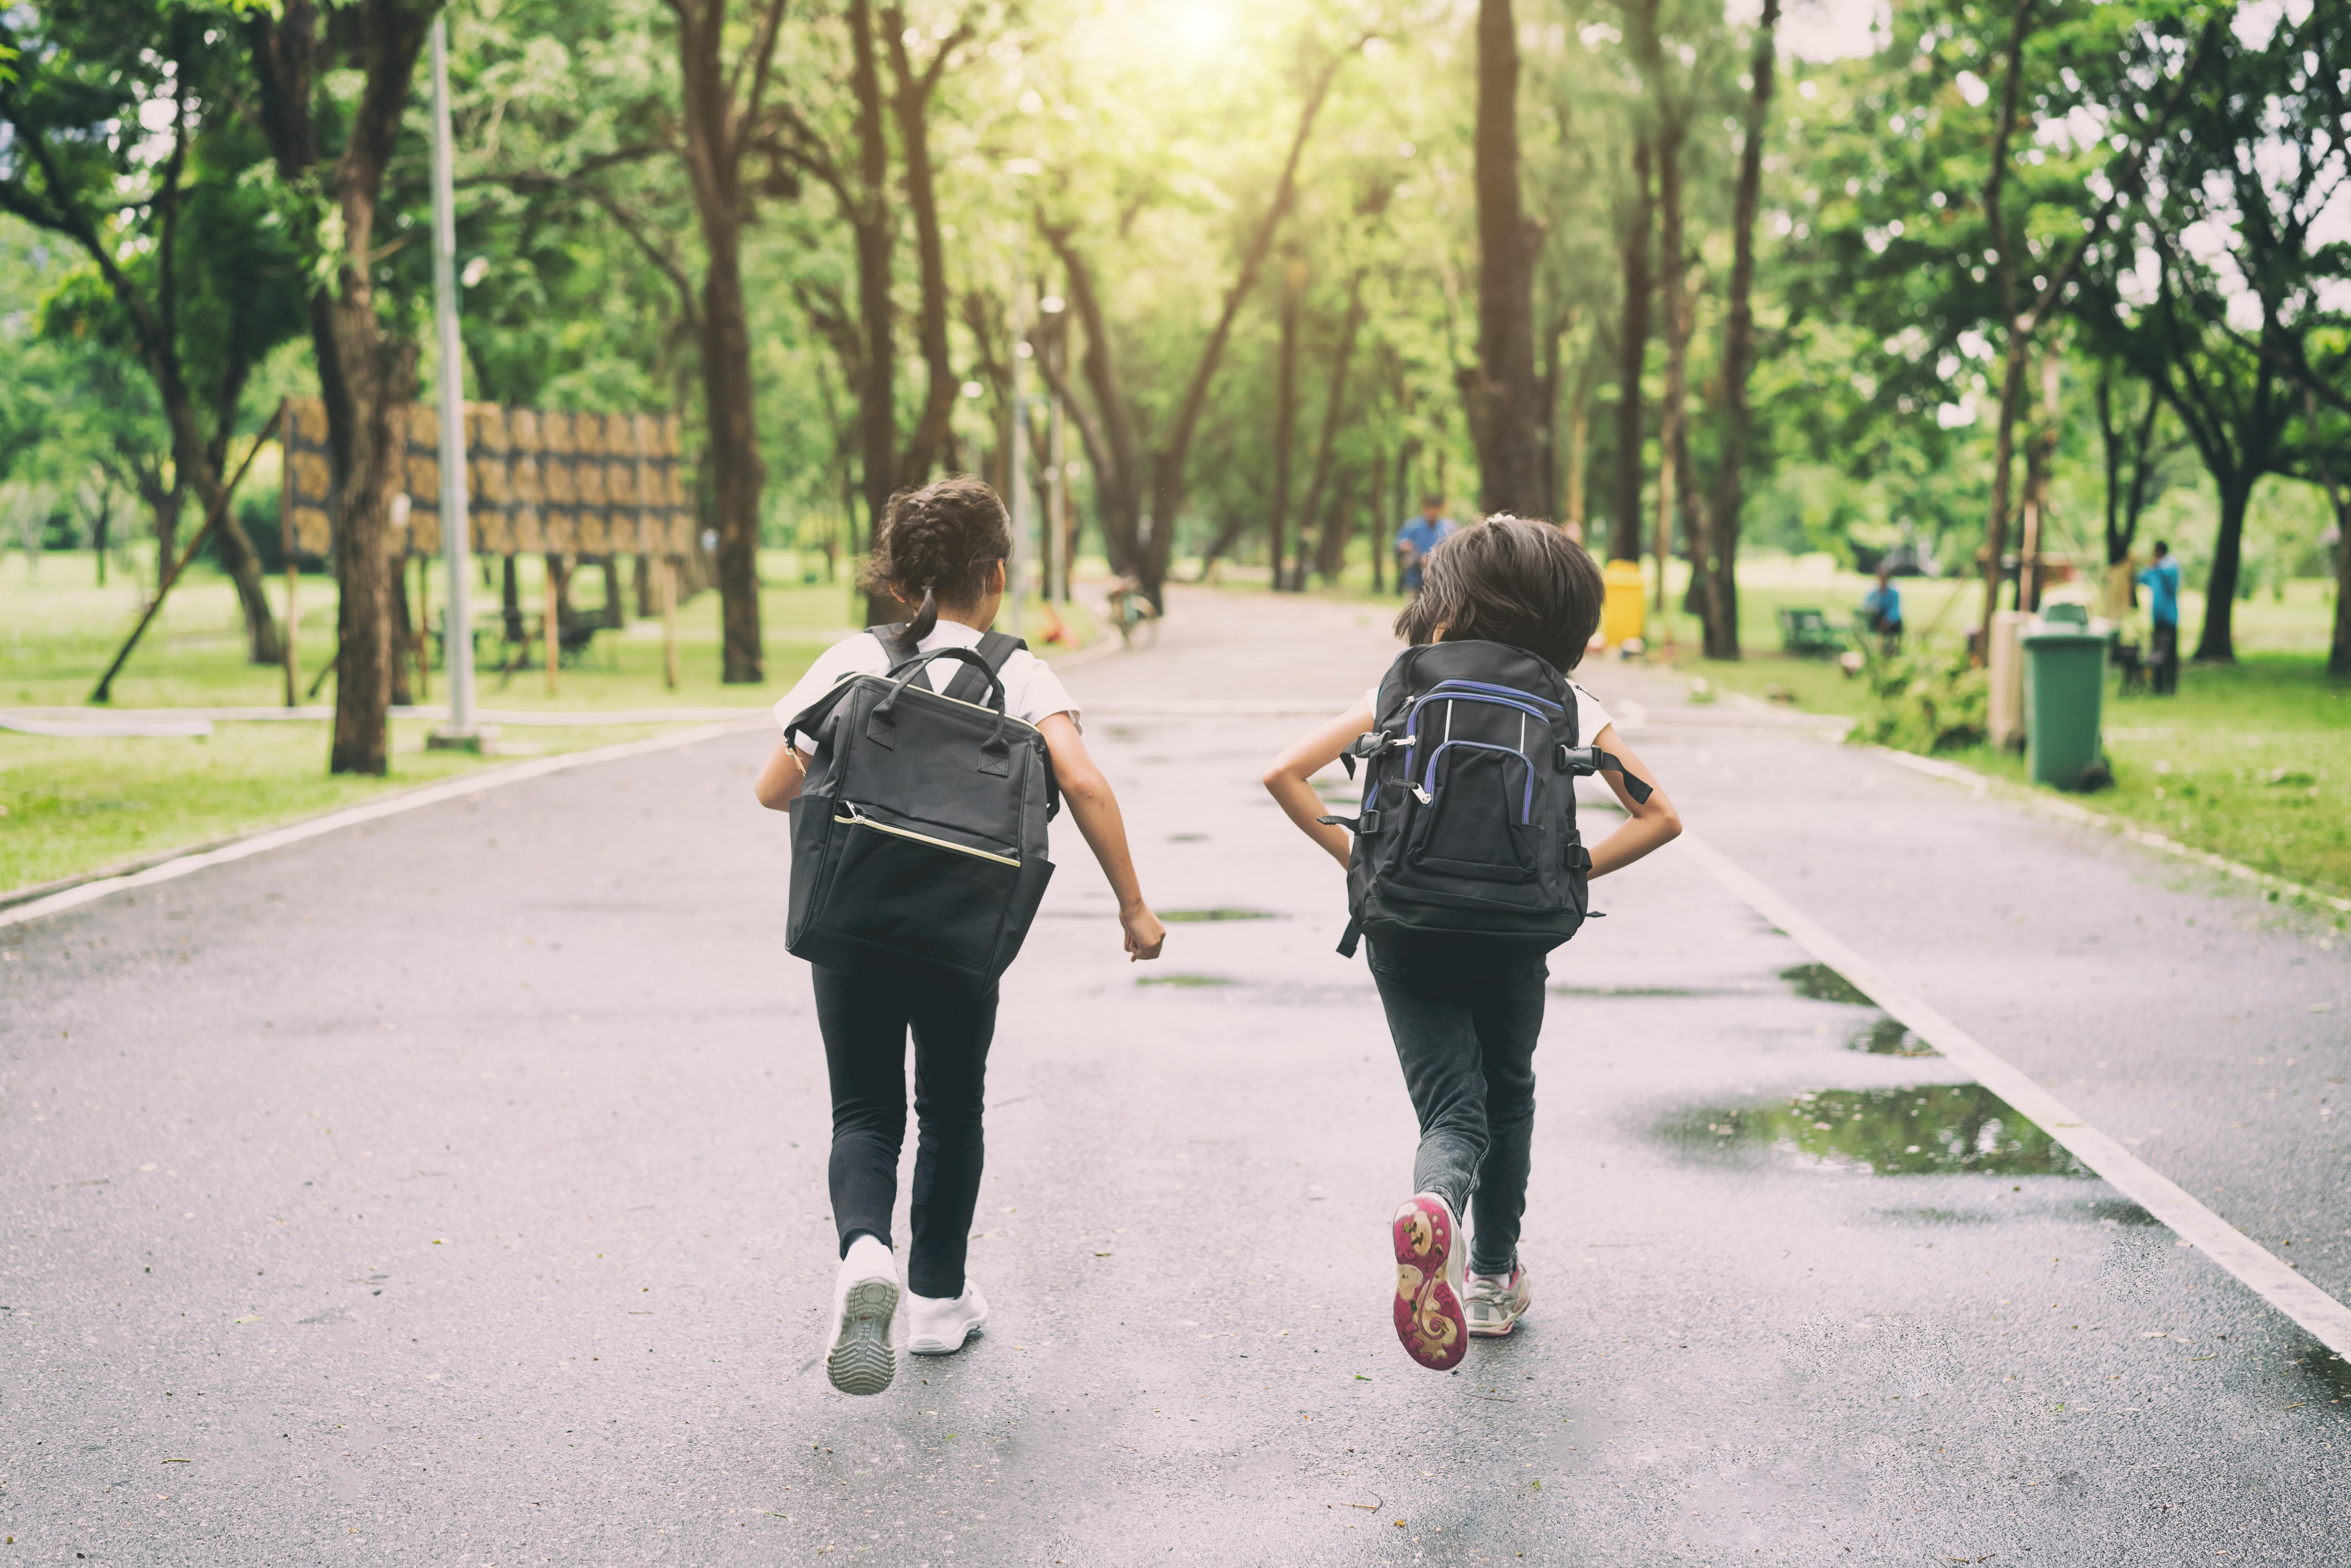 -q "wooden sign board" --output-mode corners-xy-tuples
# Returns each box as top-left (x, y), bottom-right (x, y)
(280, 398), (697, 558)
